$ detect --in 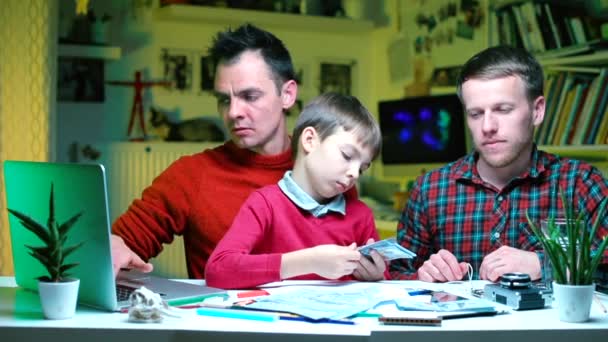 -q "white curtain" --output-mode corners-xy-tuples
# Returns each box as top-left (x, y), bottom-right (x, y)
(0, 0), (57, 276)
